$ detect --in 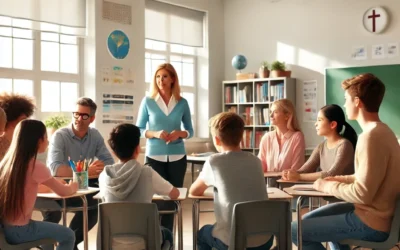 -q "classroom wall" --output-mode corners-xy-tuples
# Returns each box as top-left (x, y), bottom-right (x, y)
(84, 0), (225, 140)
(223, 0), (400, 147)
